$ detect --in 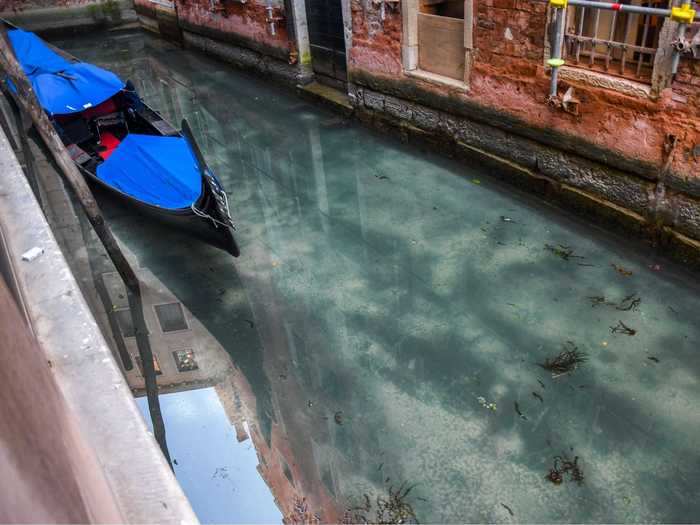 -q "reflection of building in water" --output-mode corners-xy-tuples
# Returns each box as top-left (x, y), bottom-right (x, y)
(76, 38), (377, 522)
